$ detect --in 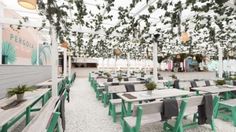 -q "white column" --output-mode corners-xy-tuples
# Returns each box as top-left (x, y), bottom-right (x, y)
(36, 43), (39, 65)
(127, 53), (130, 77)
(0, 3), (3, 64)
(218, 46), (223, 78)
(144, 59), (147, 73)
(153, 43), (158, 82)
(114, 57), (117, 74)
(102, 58), (104, 71)
(51, 26), (58, 97)
(63, 48), (67, 77)
(68, 53), (72, 80)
